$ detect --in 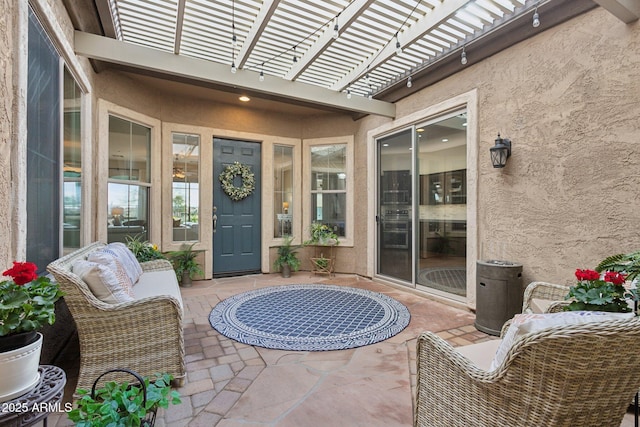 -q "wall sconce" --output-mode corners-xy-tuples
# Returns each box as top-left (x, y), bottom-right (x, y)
(490, 134), (512, 168)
